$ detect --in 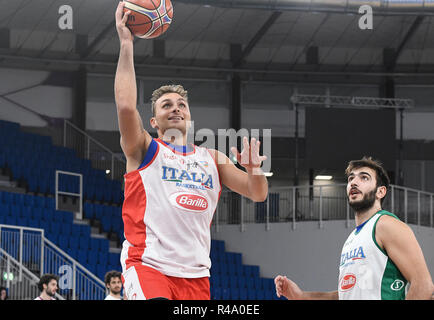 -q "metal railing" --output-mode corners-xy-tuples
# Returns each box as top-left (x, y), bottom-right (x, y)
(212, 184), (434, 231)
(0, 224), (106, 300)
(0, 248), (65, 300)
(63, 120), (126, 181)
(0, 247), (40, 300)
